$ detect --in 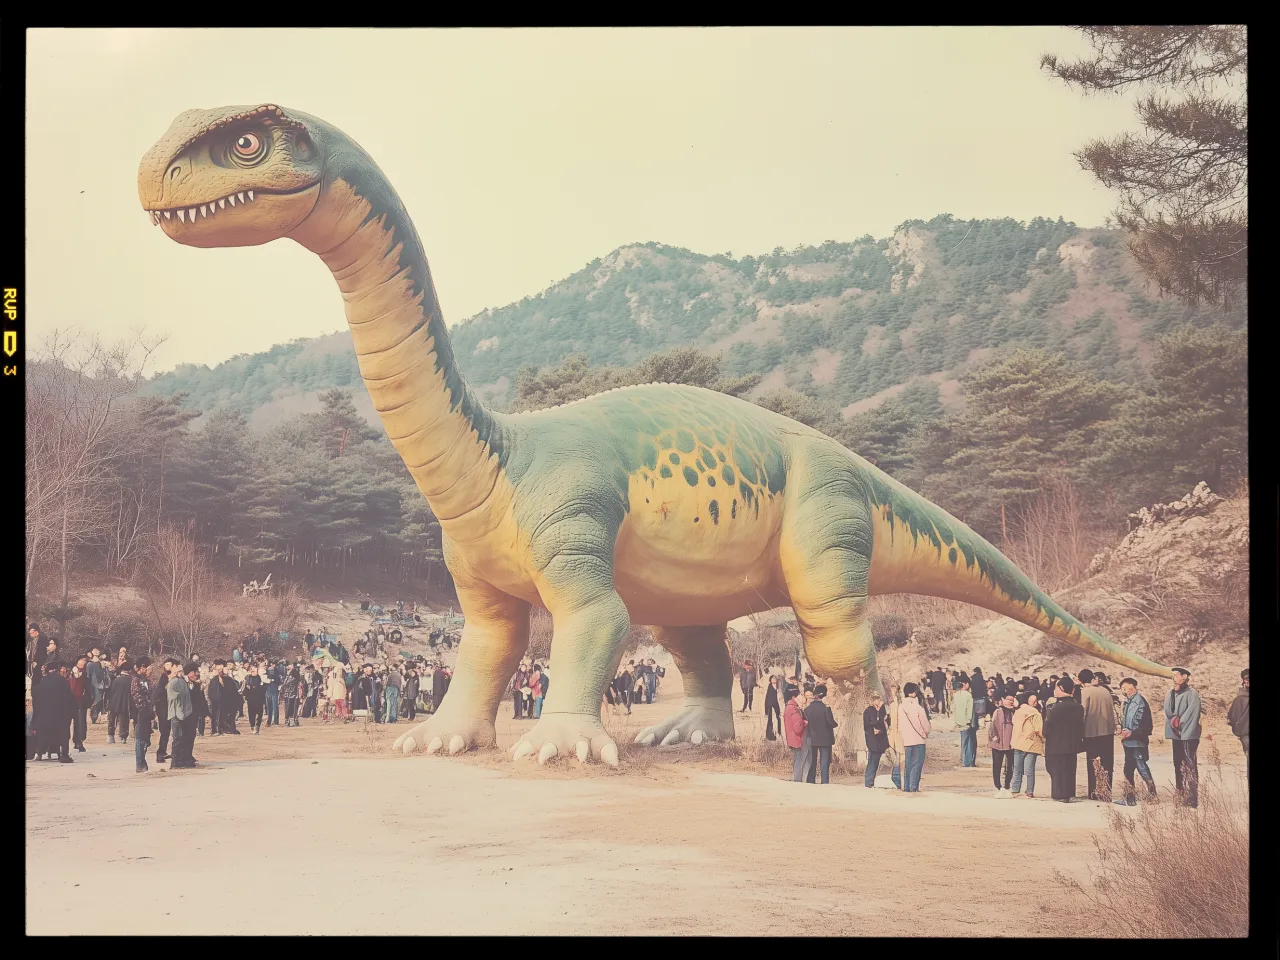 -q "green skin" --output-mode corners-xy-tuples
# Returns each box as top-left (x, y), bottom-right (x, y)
(138, 104), (1172, 768)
